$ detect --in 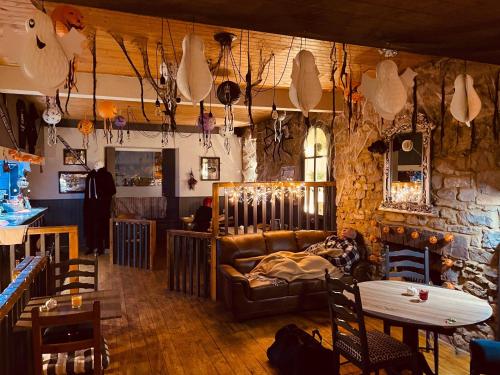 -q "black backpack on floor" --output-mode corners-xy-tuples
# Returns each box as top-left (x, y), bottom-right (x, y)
(267, 324), (334, 375)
